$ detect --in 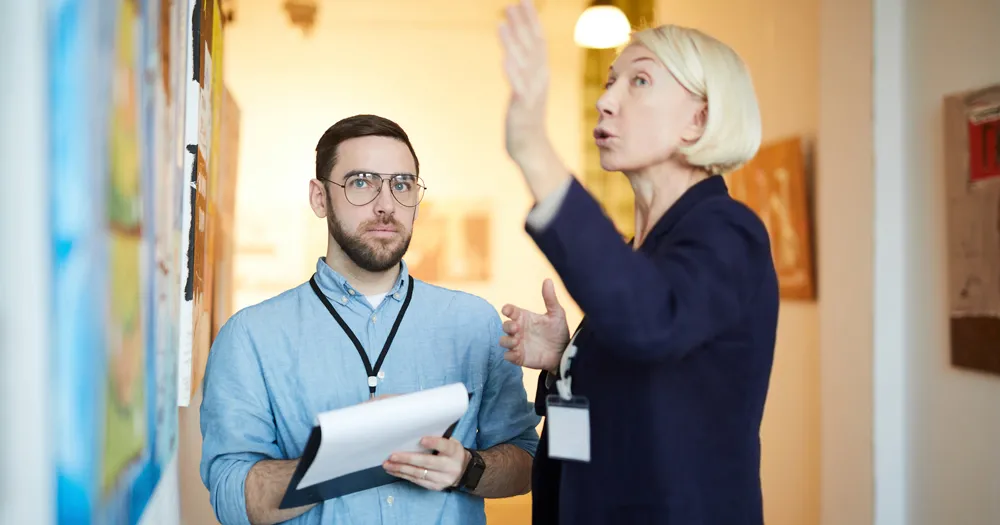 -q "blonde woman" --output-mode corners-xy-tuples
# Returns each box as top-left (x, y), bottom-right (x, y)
(497, 2), (779, 523)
